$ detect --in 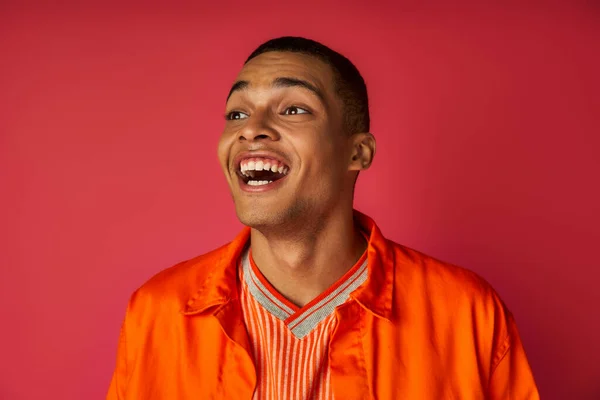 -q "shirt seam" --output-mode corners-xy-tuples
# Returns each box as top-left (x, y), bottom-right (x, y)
(490, 332), (511, 377)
